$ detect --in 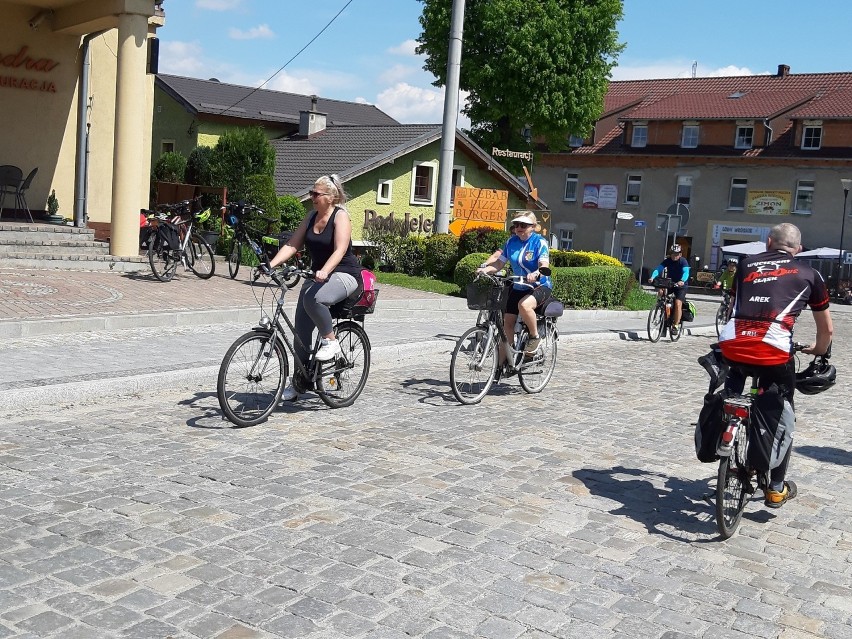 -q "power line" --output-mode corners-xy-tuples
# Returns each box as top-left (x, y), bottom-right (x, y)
(215, 0), (356, 116)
